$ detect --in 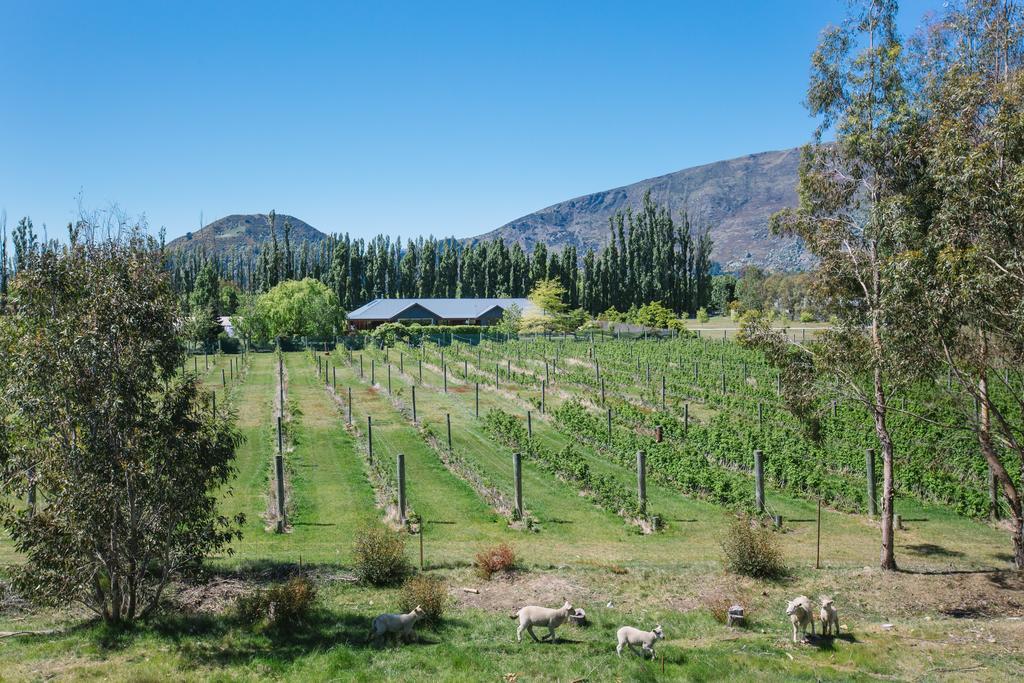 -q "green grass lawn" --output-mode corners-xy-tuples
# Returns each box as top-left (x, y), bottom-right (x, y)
(1, 349), (1022, 681)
